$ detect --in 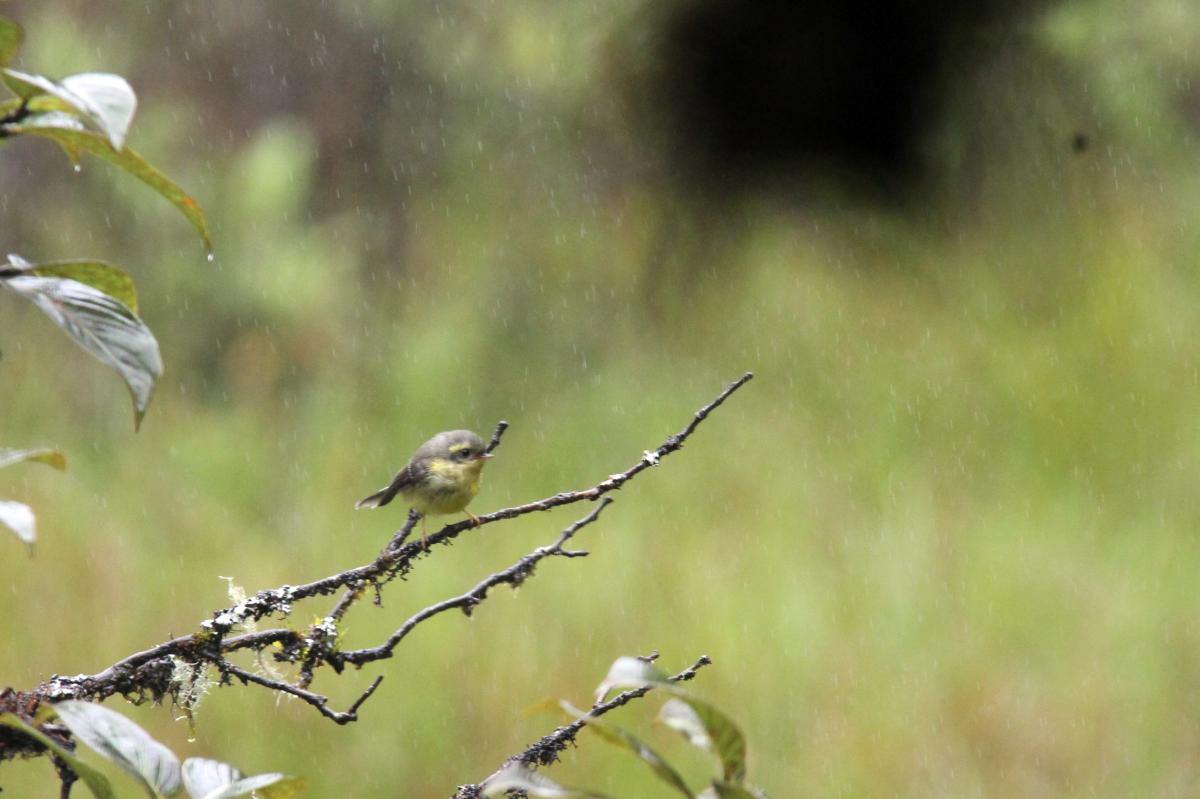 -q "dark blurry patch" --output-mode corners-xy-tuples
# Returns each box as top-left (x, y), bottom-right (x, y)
(630, 0), (1044, 200)
(1071, 131), (1090, 153)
